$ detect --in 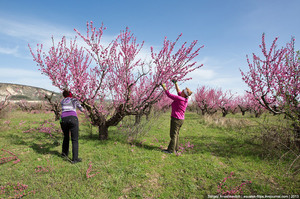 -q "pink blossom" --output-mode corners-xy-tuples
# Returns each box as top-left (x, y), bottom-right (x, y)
(217, 172), (252, 196)
(240, 33), (299, 121)
(29, 22), (204, 139)
(86, 161), (100, 179)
